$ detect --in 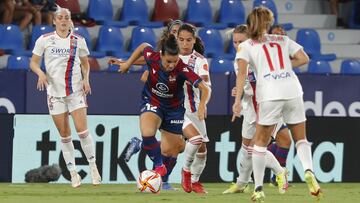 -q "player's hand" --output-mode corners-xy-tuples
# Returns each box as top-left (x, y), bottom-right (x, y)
(231, 100), (241, 122)
(231, 87), (237, 97)
(118, 61), (131, 74)
(83, 79), (91, 95)
(197, 104), (207, 121)
(36, 72), (48, 91)
(108, 58), (123, 66)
